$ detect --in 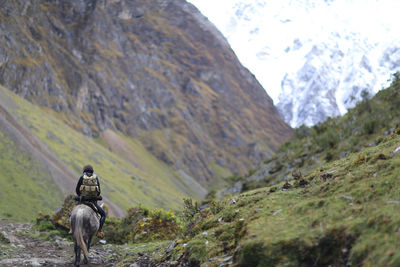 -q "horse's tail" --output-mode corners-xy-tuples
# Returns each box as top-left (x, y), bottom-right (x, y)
(74, 211), (89, 258)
